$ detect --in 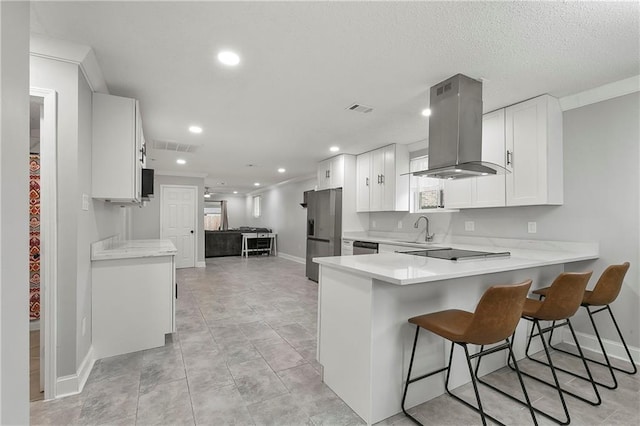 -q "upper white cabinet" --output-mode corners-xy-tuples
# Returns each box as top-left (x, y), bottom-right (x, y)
(444, 109), (506, 209)
(443, 95), (563, 209)
(356, 144), (409, 212)
(505, 94), (563, 206)
(356, 152), (371, 211)
(317, 155), (346, 190)
(92, 93), (145, 202)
